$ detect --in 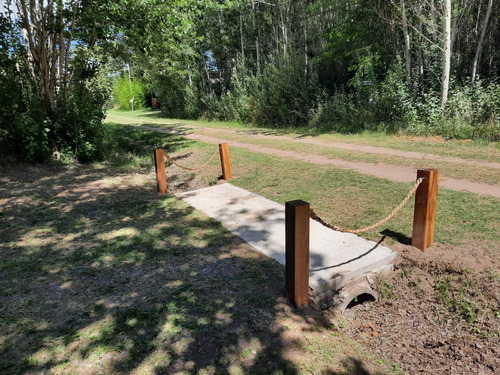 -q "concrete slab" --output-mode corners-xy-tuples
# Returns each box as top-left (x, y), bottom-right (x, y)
(176, 183), (397, 308)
